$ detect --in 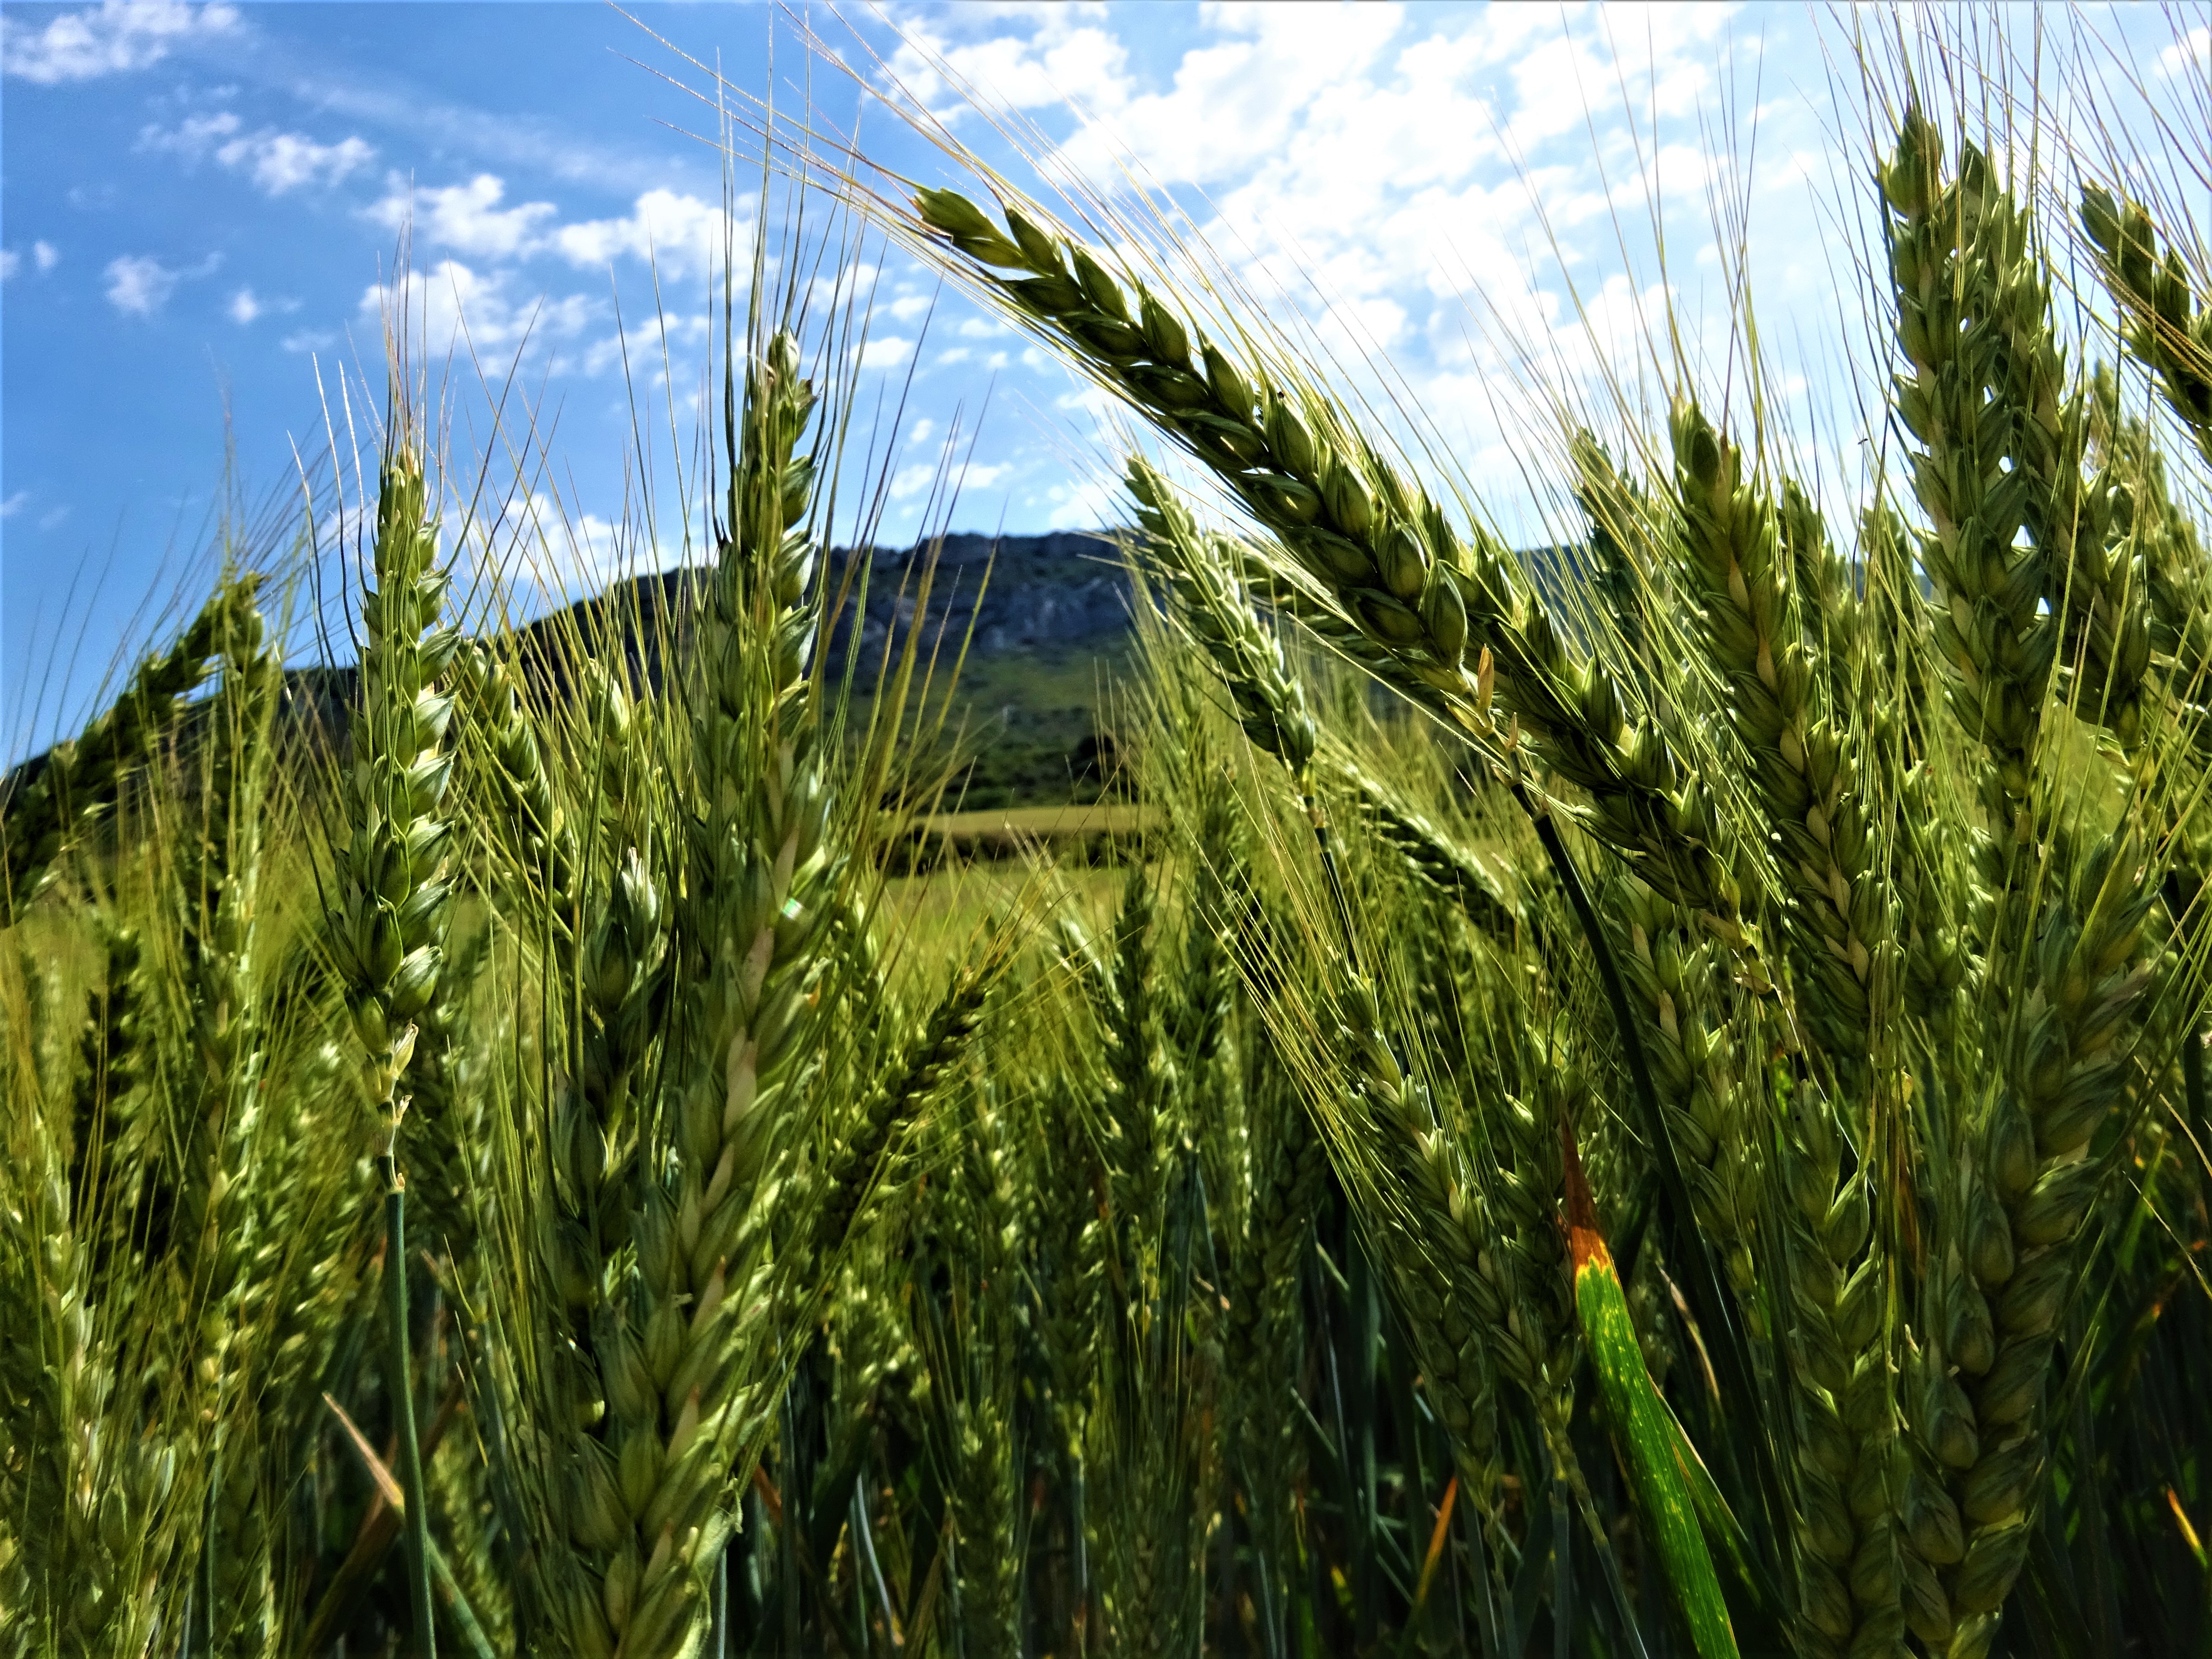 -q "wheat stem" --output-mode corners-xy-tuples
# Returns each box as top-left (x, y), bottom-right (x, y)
(380, 1154), (438, 1657)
